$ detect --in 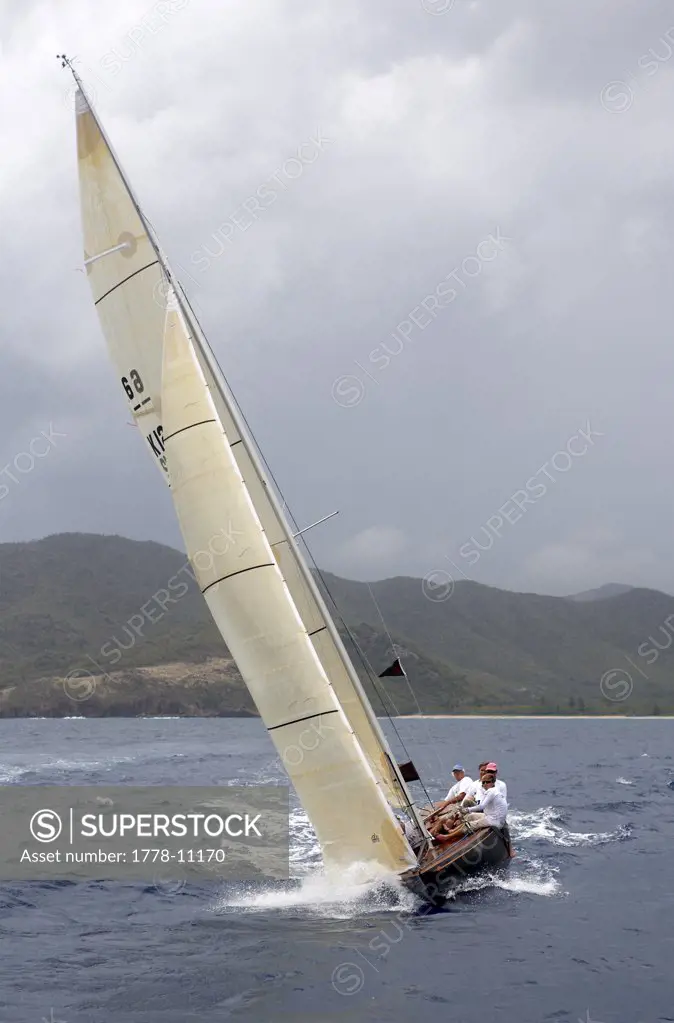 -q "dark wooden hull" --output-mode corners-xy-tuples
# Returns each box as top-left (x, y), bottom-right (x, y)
(401, 825), (512, 905)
